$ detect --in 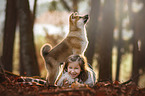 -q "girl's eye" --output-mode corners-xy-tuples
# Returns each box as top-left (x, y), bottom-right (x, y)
(69, 67), (72, 69)
(75, 68), (79, 69)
